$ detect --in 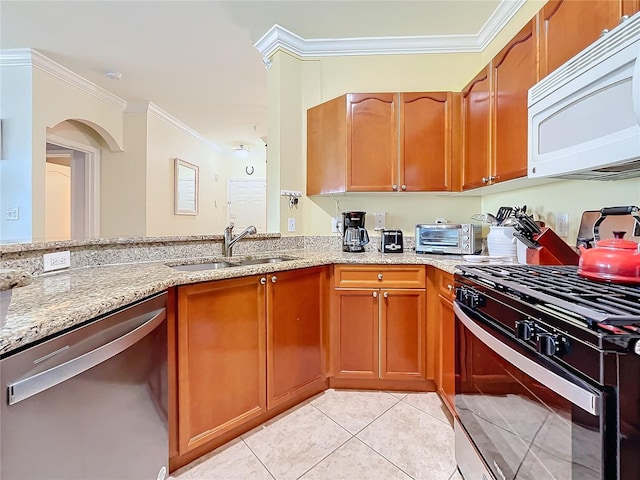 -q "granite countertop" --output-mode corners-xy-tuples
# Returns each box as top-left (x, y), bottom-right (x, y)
(0, 269), (32, 291)
(0, 249), (486, 356)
